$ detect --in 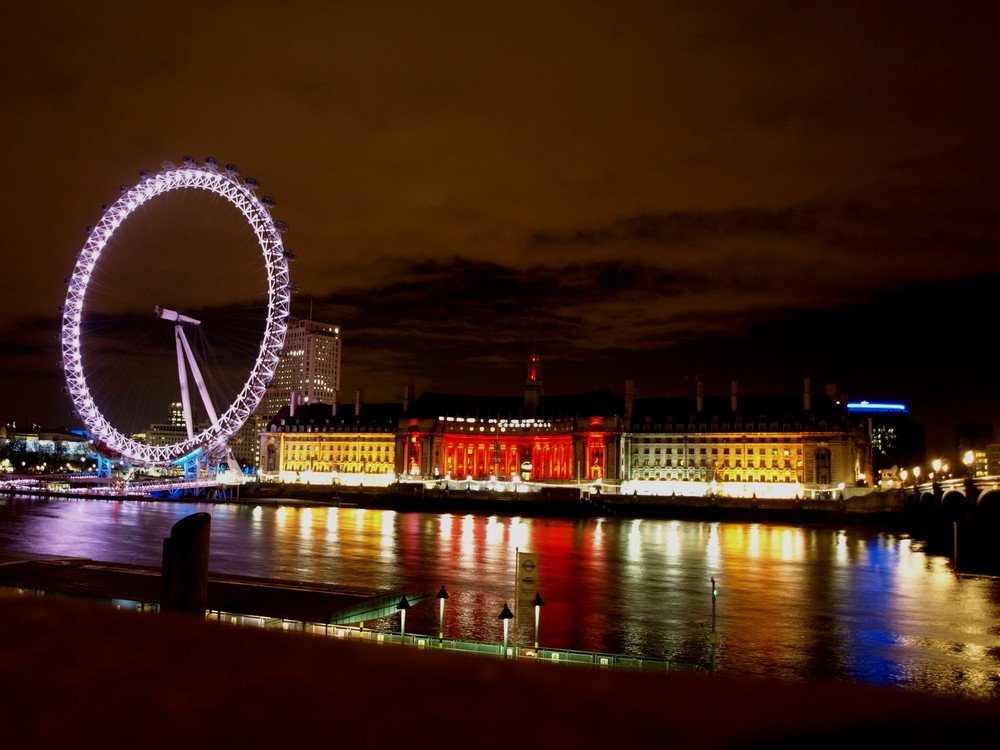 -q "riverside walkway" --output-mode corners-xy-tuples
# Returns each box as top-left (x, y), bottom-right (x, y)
(0, 553), (707, 672)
